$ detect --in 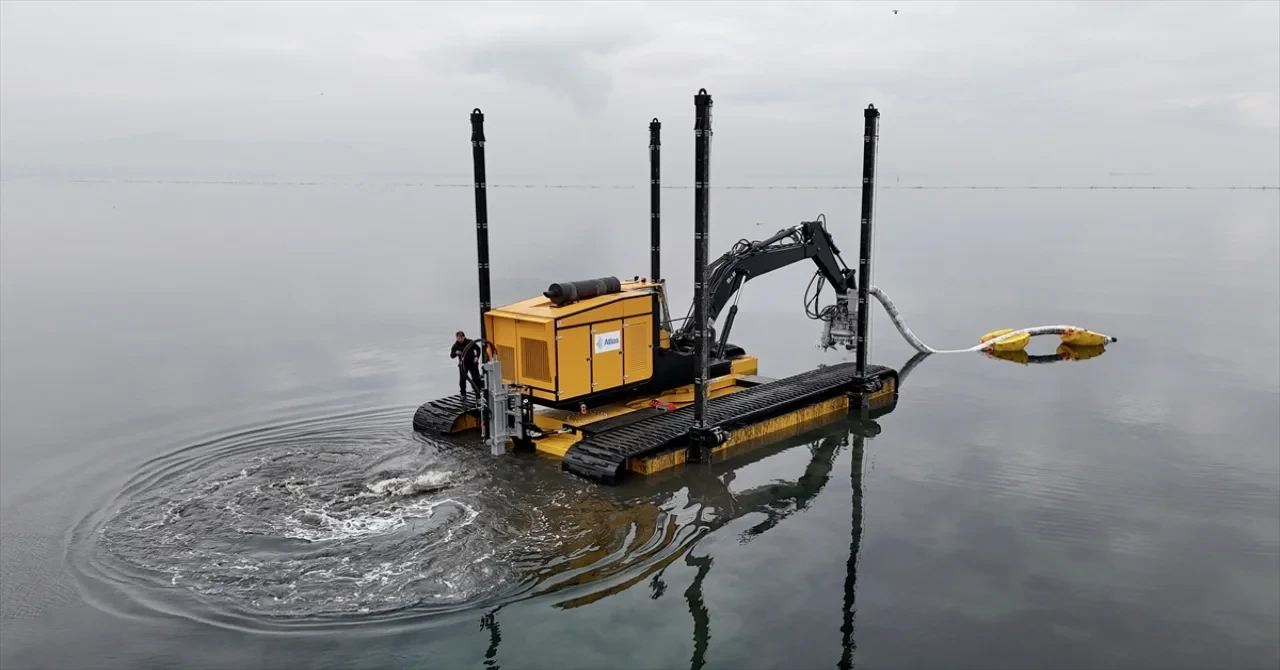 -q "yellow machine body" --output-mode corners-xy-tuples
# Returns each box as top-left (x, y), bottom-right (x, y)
(455, 276), (898, 480)
(483, 279), (669, 404)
